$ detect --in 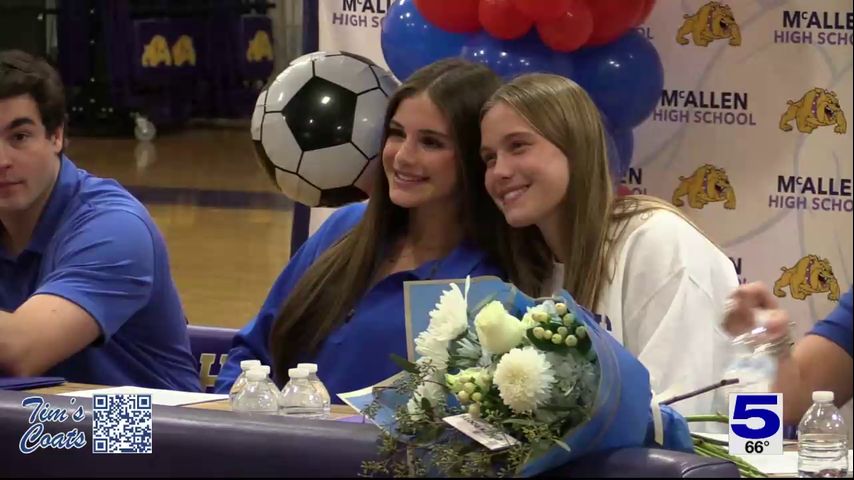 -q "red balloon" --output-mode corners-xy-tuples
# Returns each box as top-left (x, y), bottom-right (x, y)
(536, 1), (593, 52)
(633, 0), (656, 27)
(511, 0), (572, 22)
(585, 0), (644, 46)
(480, 0), (533, 40)
(414, 0), (481, 33)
